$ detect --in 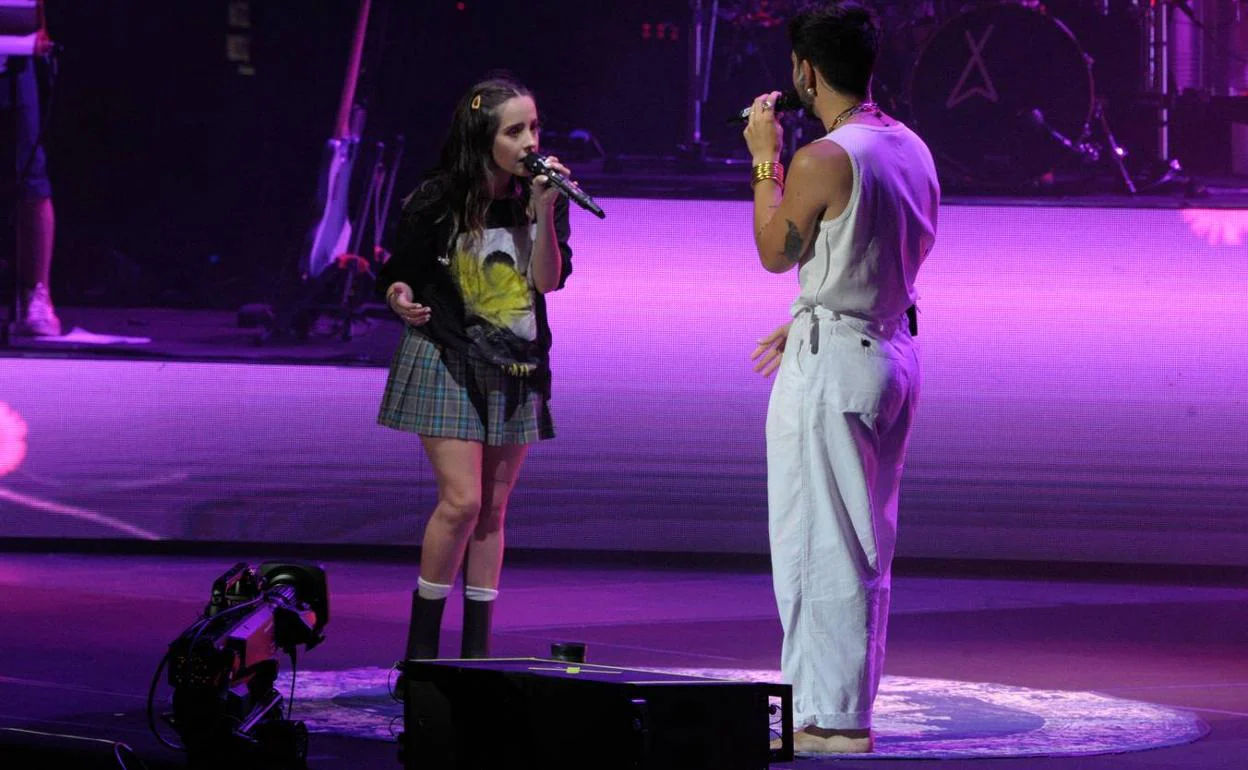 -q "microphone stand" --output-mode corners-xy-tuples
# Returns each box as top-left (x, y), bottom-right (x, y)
(685, 0), (720, 165)
(682, 0), (806, 169)
(1136, 0), (1200, 194)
